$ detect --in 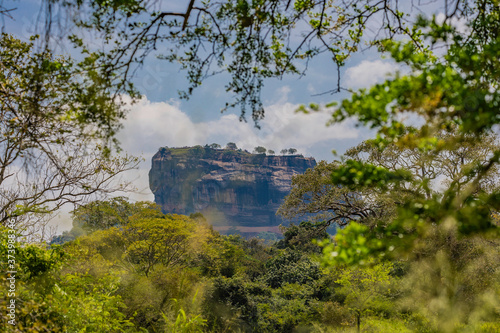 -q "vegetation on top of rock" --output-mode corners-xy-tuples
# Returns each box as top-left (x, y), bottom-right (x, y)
(157, 145), (305, 158)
